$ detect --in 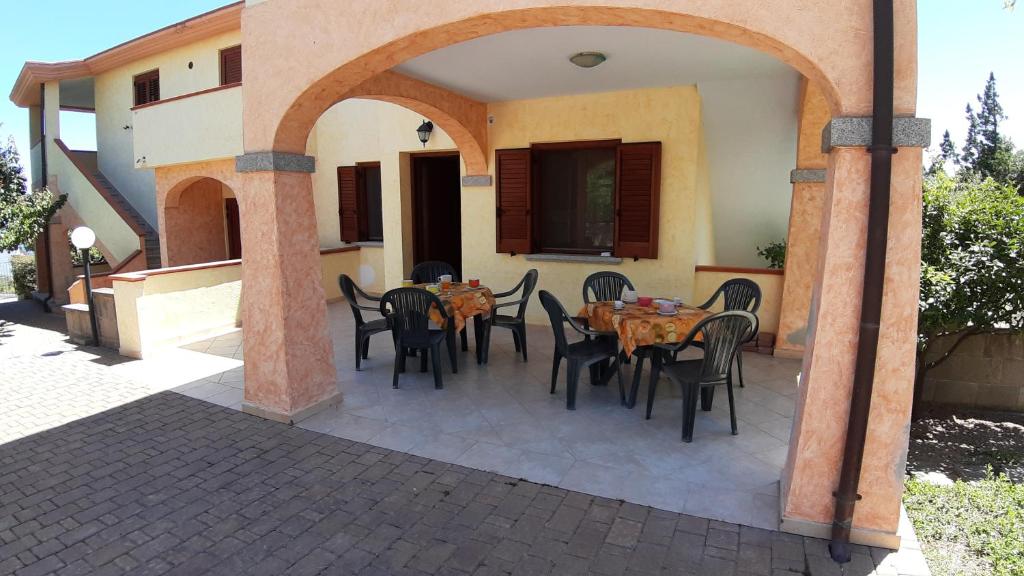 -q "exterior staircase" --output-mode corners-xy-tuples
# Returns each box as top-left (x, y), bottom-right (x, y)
(89, 170), (162, 269)
(63, 148), (162, 270)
